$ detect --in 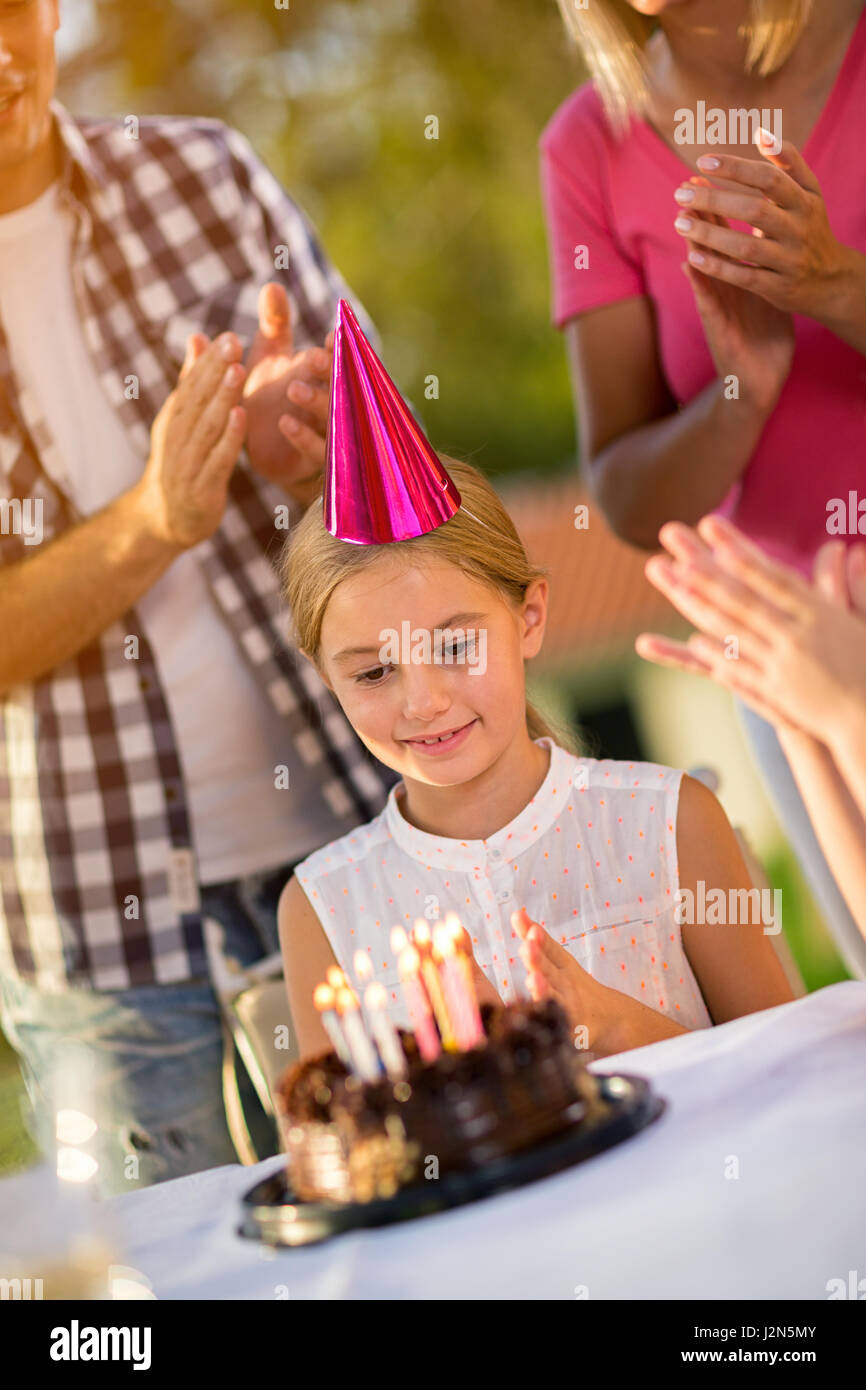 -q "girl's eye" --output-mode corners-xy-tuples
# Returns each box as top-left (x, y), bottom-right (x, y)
(354, 665), (391, 685)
